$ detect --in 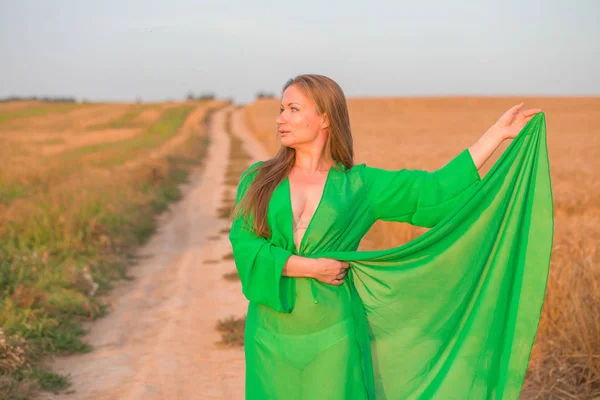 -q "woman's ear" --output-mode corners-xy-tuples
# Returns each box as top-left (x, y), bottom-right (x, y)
(321, 113), (330, 130)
